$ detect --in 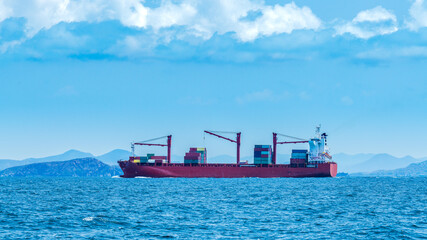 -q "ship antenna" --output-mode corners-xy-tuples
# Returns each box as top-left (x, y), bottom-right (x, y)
(131, 142), (135, 156)
(316, 124), (321, 138)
